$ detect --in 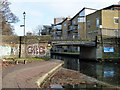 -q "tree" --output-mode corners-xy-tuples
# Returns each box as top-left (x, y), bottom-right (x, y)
(0, 0), (19, 23)
(0, 0), (19, 35)
(32, 25), (43, 36)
